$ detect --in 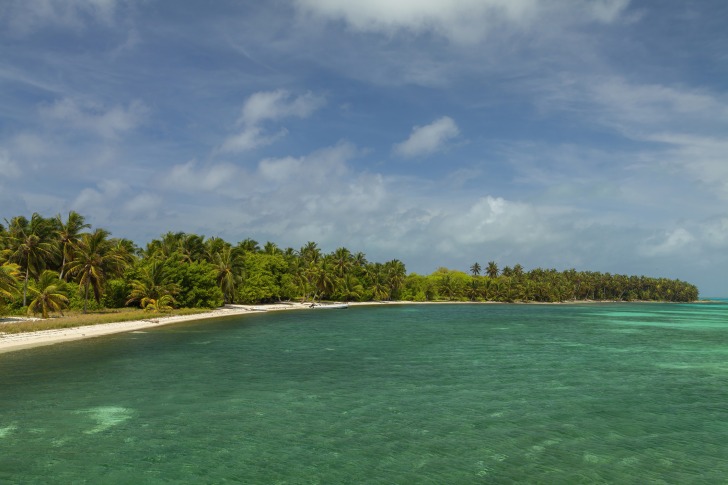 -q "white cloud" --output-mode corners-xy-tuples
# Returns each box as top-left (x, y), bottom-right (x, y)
(439, 196), (560, 249)
(218, 90), (325, 153)
(394, 116), (459, 158)
(40, 97), (148, 139)
(643, 133), (728, 200)
(640, 228), (696, 257)
(219, 126), (287, 153)
(239, 90), (325, 127)
(164, 160), (242, 192)
(590, 78), (725, 129)
(294, 0), (629, 43)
